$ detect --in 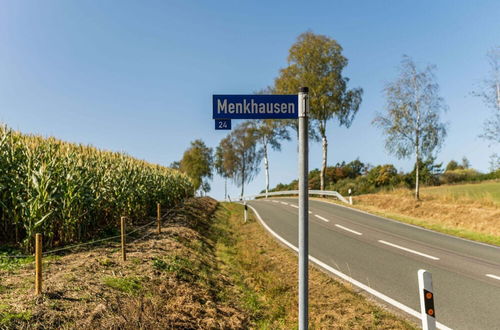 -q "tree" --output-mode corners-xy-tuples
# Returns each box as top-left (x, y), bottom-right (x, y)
(445, 160), (459, 172)
(252, 119), (290, 197)
(475, 46), (500, 144)
(373, 56), (447, 200)
(227, 122), (262, 198)
(274, 31), (363, 191)
(178, 139), (213, 194)
(461, 156), (471, 169)
(214, 137), (237, 200)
